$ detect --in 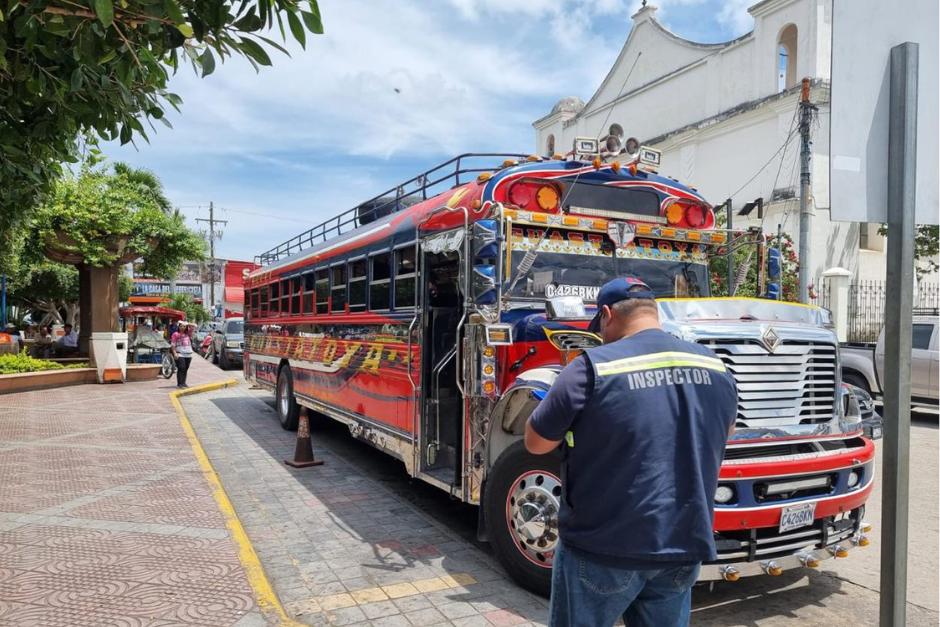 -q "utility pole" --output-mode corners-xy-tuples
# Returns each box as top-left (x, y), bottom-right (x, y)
(195, 202), (227, 317)
(725, 198), (734, 296)
(797, 78), (817, 303)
